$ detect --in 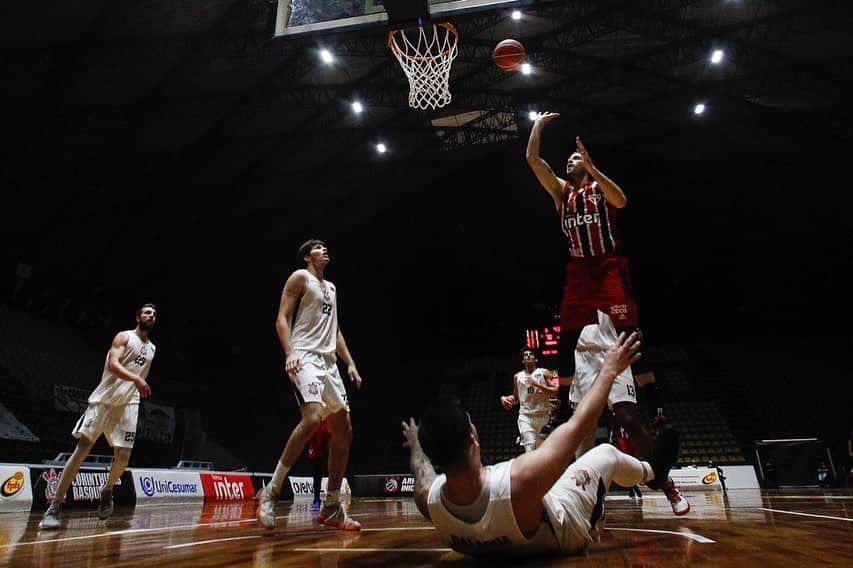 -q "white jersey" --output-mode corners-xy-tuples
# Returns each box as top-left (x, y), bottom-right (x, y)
(427, 460), (562, 556)
(515, 368), (553, 416)
(292, 270), (337, 355)
(89, 330), (155, 406)
(570, 310), (635, 408)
